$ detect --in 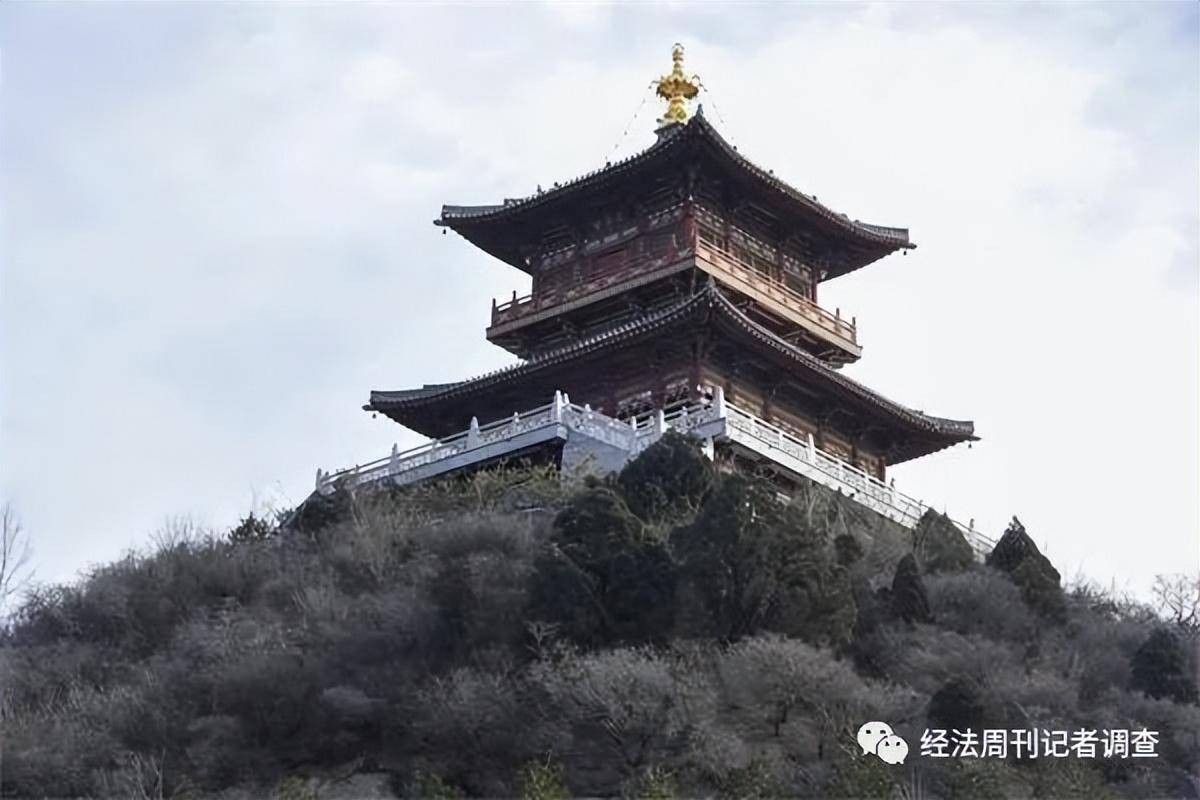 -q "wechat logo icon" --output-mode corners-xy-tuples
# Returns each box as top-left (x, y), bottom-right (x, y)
(857, 721), (909, 765)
